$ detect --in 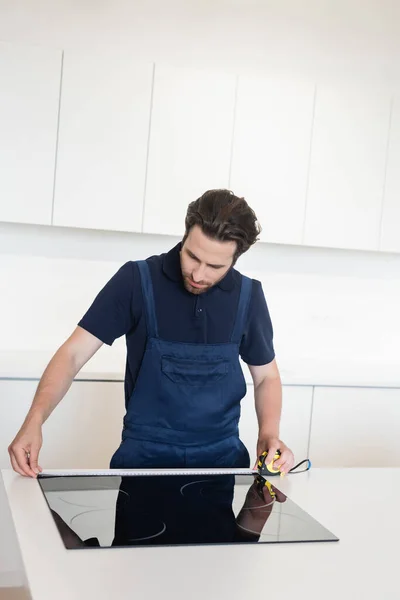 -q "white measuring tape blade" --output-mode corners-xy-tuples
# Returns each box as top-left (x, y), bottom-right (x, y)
(39, 468), (258, 477)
